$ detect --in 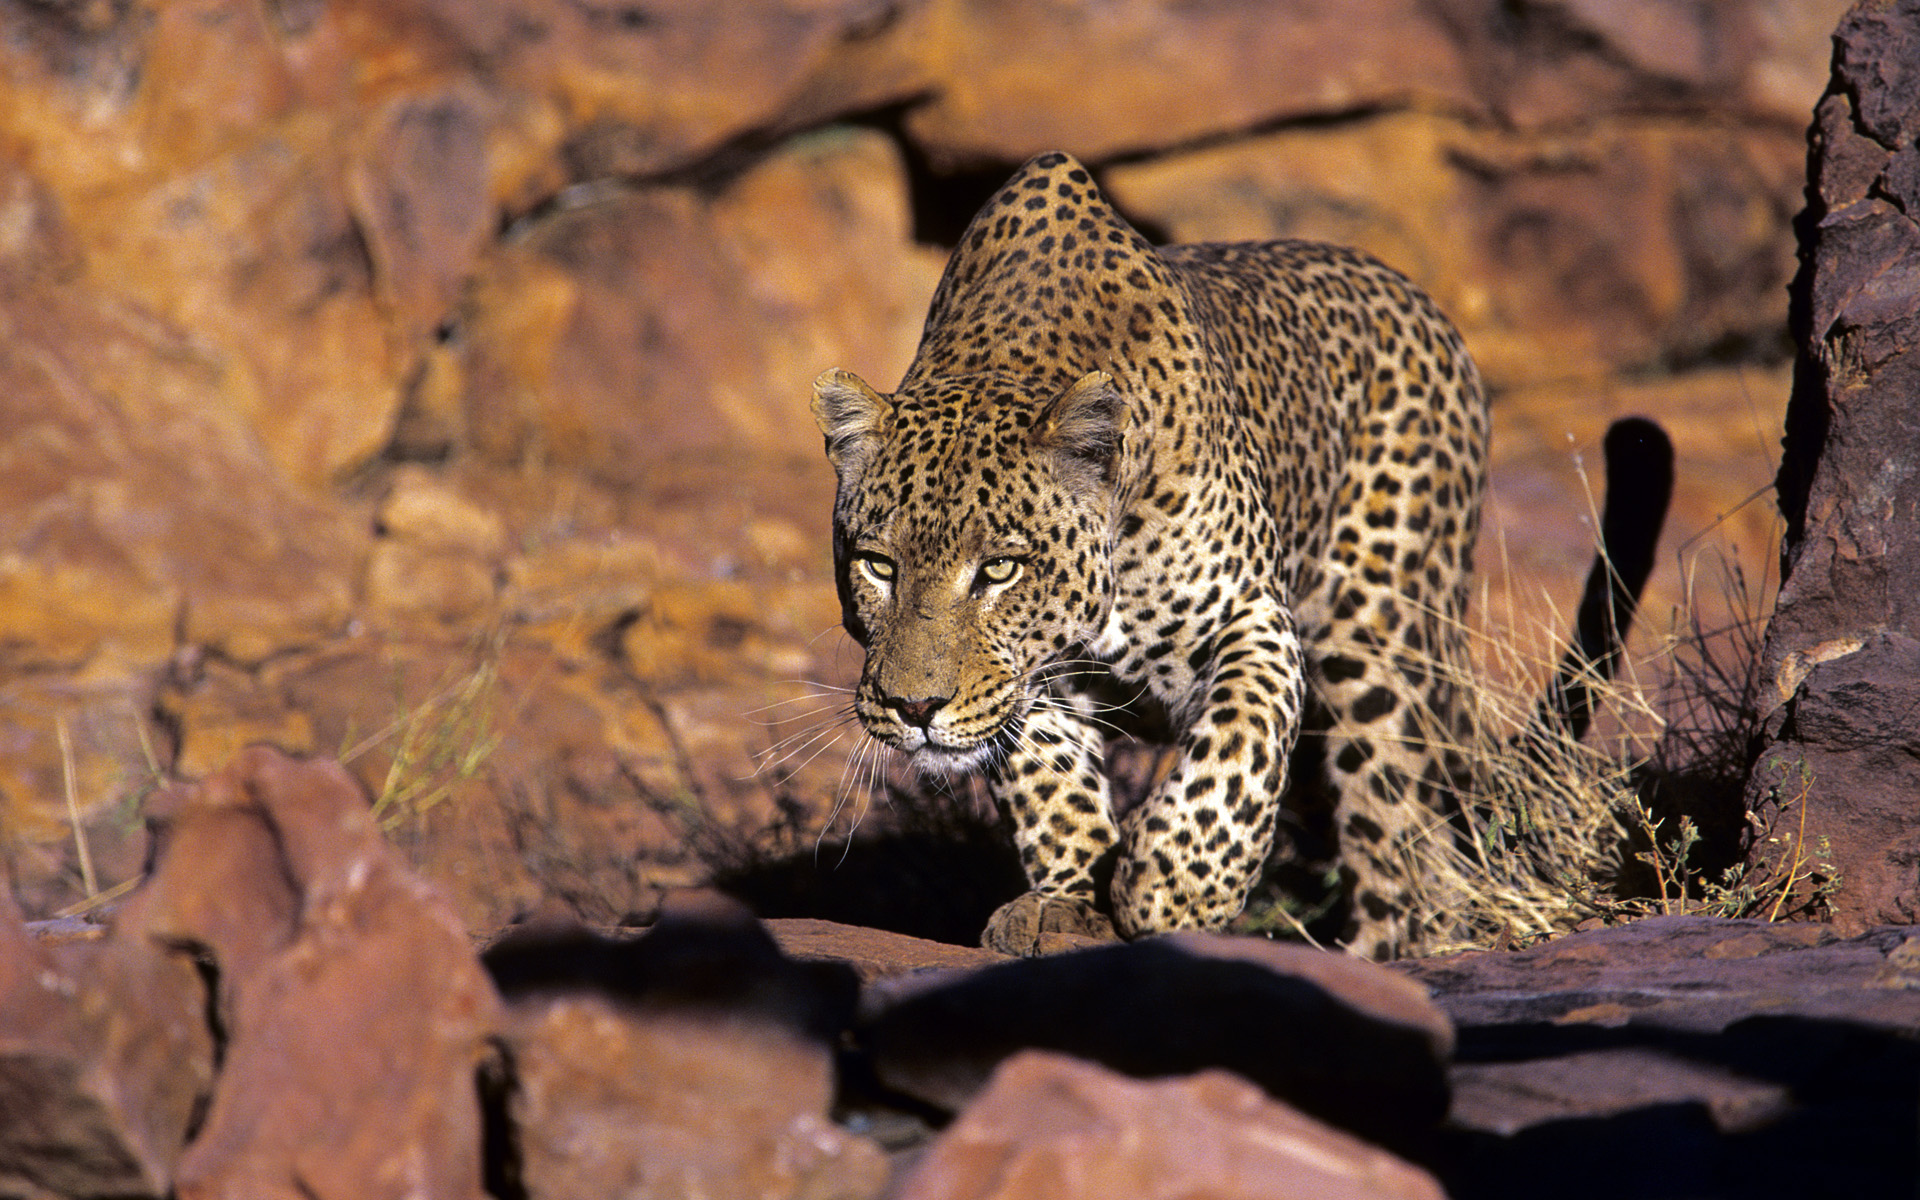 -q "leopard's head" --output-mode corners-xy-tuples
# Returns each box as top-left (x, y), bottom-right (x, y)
(811, 366), (1127, 773)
